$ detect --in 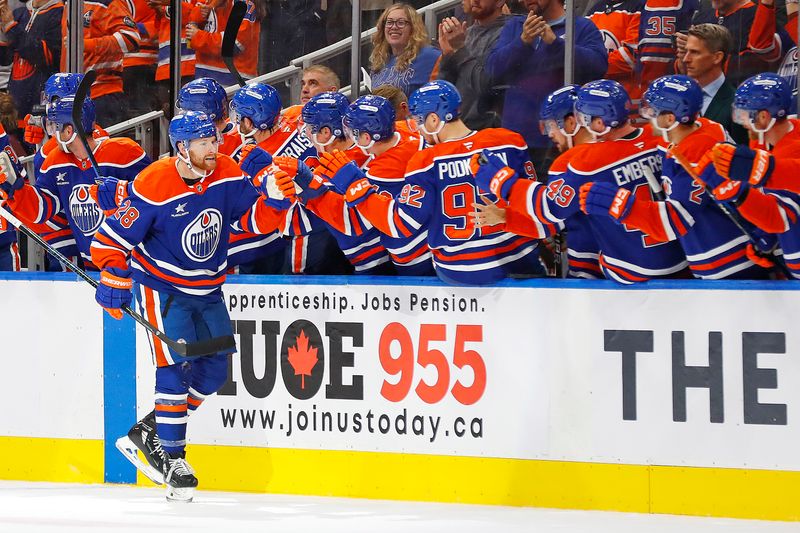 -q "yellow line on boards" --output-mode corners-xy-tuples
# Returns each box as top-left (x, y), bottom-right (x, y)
(151, 445), (800, 522)
(0, 436), (104, 483)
